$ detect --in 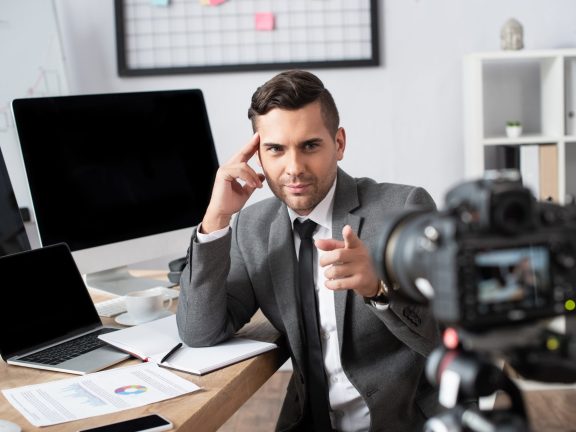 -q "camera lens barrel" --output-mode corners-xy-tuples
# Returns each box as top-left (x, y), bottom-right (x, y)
(373, 208), (438, 303)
